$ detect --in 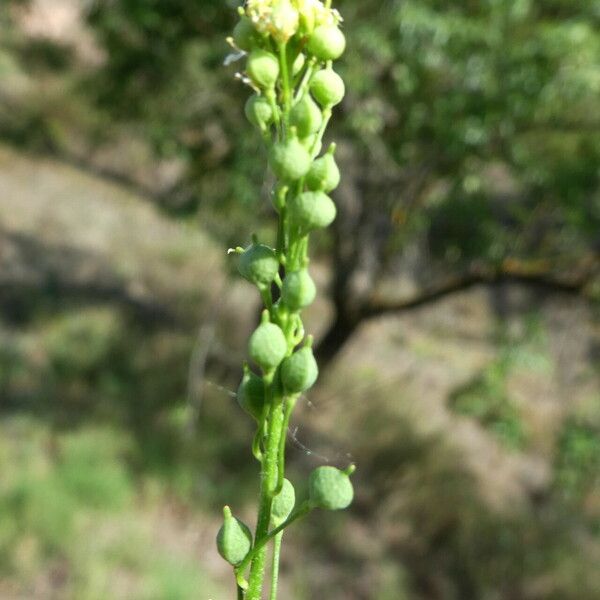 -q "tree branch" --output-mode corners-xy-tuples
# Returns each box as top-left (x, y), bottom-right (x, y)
(361, 259), (599, 319)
